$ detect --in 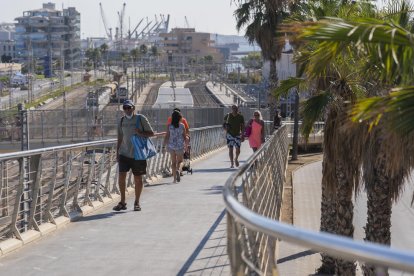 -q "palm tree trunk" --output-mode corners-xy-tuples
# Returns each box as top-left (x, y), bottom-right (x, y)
(268, 58), (278, 121)
(291, 90), (299, 160)
(335, 159), (356, 275)
(363, 150), (391, 276)
(317, 157), (337, 274)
